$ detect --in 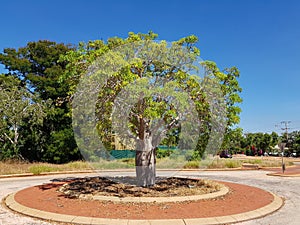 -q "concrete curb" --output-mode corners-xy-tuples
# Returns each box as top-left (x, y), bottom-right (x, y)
(5, 190), (283, 225)
(1, 163), (299, 180)
(81, 185), (229, 203)
(1, 159), (299, 180)
(0, 167), (280, 180)
(266, 173), (300, 177)
(0, 170), (94, 179)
